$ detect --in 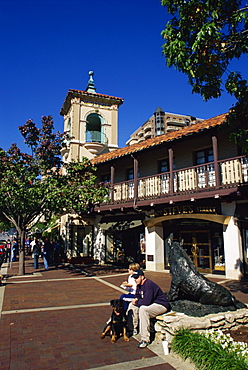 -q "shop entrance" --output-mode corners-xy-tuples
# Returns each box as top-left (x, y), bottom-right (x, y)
(164, 218), (224, 274)
(179, 230), (212, 273)
(105, 224), (145, 267)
